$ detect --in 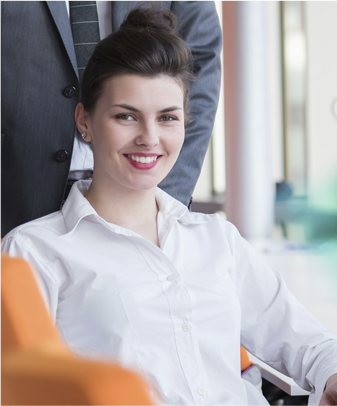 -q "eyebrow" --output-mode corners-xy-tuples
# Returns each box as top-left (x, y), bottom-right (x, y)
(112, 104), (182, 113)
